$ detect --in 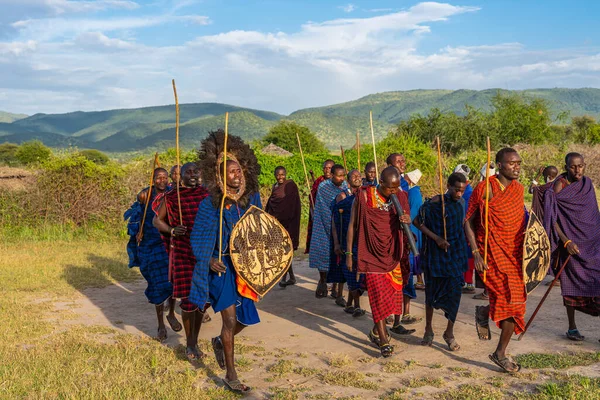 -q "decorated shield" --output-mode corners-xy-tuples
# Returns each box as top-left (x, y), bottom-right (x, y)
(229, 206), (293, 297)
(522, 211), (551, 294)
